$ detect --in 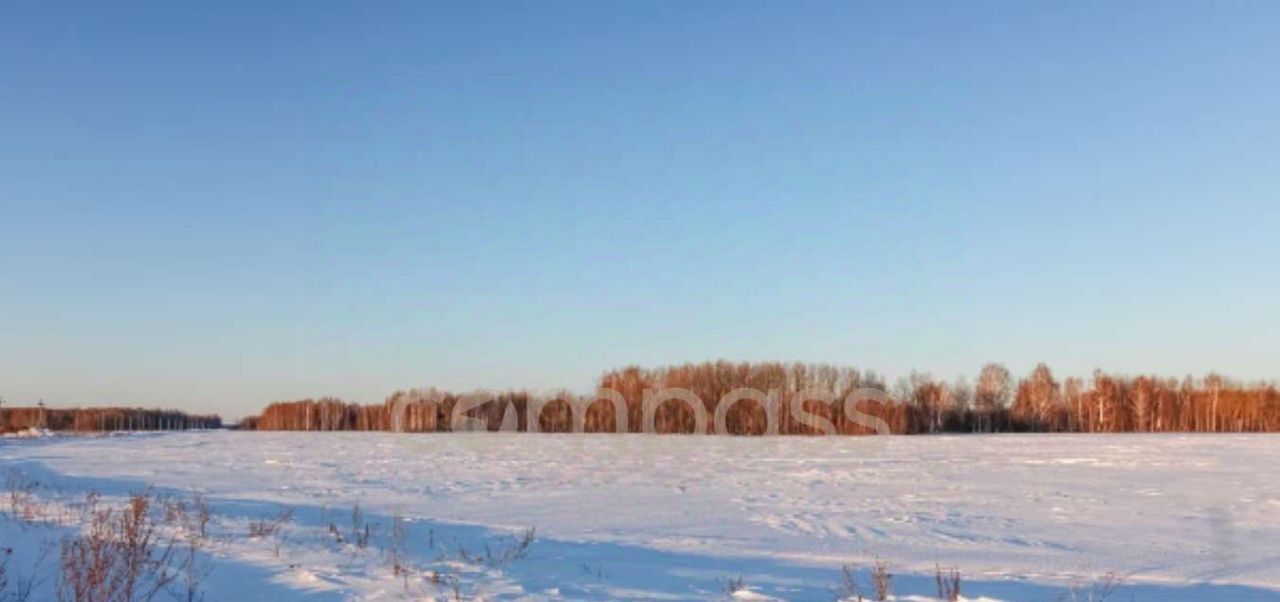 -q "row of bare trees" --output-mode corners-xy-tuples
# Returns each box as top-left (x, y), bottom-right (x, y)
(1002, 365), (1279, 433)
(240, 361), (1280, 435)
(0, 407), (221, 433)
(240, 390), (527, 433)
